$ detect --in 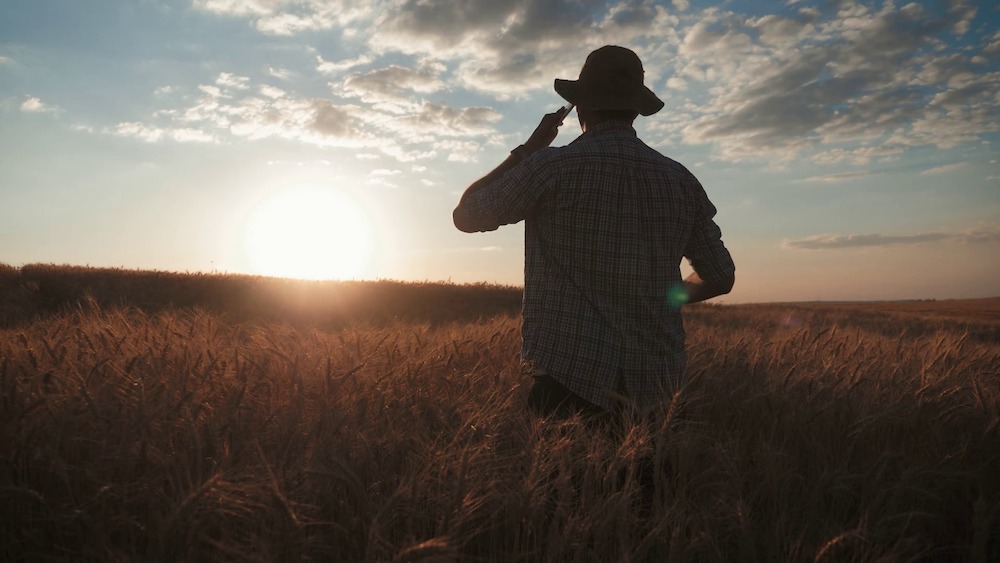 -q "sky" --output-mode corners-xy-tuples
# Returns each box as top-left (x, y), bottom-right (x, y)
(1, 0), (998, 303)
